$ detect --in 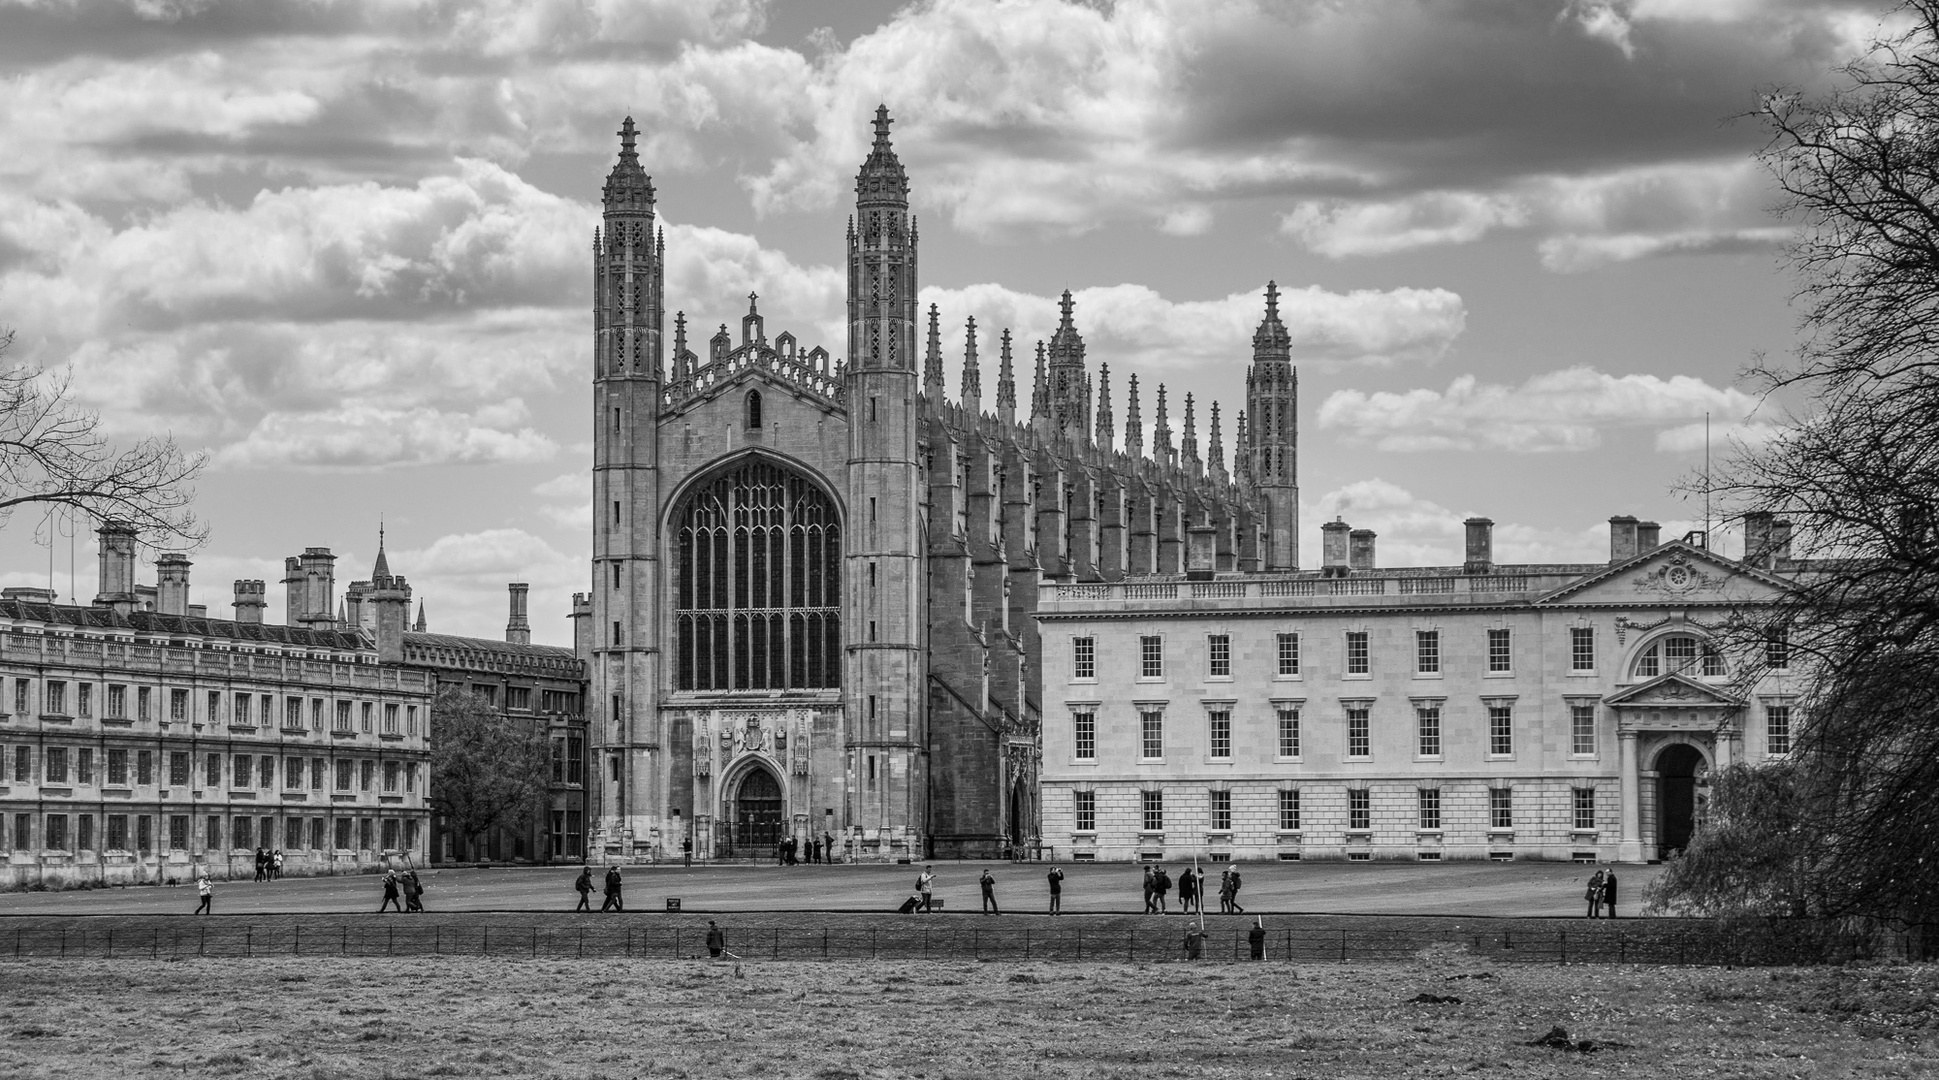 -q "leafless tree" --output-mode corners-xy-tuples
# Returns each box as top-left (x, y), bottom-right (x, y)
(1649, 4), (1939, 952)
(0, 328), (207, 547)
